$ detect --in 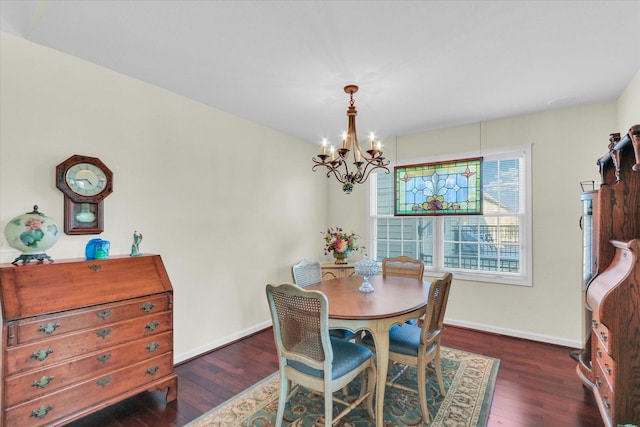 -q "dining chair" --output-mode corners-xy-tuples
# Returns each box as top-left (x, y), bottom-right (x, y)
(381, 256), (425, 280)
(382, 256), (425, 325)
(361, 272), (453, 423)
(291, 259), (358, 341)
(266, 283), (377, 425)
(291, 259), (322, 287)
